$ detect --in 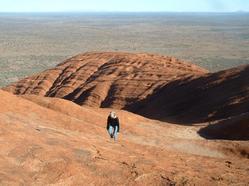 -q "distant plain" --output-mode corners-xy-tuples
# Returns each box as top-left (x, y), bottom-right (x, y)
(0, 12), (248, 87)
